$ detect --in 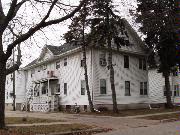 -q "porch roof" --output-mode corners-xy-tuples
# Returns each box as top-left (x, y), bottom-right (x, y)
(33, 77), (58, 83)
